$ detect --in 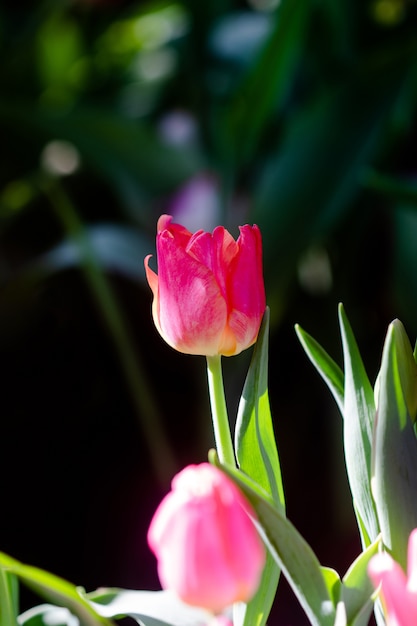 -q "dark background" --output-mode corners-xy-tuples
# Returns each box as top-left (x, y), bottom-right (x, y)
(1, 0), (417, 623)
